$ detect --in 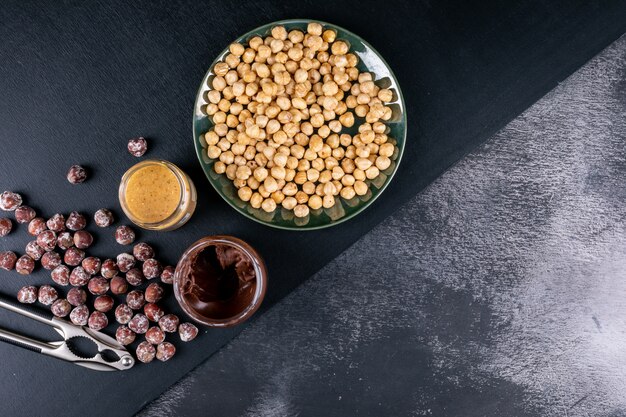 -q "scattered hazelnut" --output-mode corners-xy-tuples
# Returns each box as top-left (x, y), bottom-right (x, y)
(94, 295), (114, 312)
(127, 137), (148, 157)
(51, 265), (70, 286)
(27, 217), (47, 236)
(136, 341), (156, 363)
(14, 206), (36, 224)
(67, 165), (87, 184)
(110, 276), (129, 295)
(38, 285), (58, 305)
(17, 286), (38, 303)
(132, 242), (154, 262)
(69, 266), (90, 286)
(156, 342), (176, 362)
(73, 230), (93, 249)
(0, 191), (22, 211)
(15, 255), (35, 275)
(51, 299), (71, 317)
(88, 311), (108, 331)
(158, 314), (179, 333)
(115, 225), (136, 245)
(178, 323), (199, 342)
(116, 326), (136, 345)
(70, 305), (89, 325)
(115, 304), (133, 324)
(66, 211), (86, 231)
(46, 214), (65, 232)
(0, 251), (17, 271)
(0, 218), (12, 237)
(94, 208), (114, 227)
(67, 287), (87, 306)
